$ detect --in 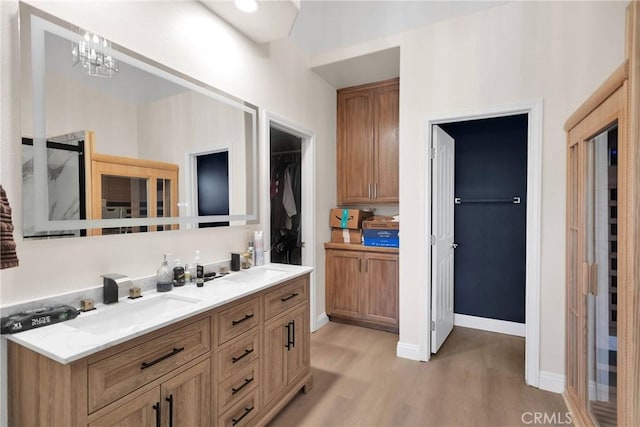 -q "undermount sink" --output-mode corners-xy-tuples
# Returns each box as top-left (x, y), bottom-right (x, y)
(69, 294), (201, 334)
(223, 267), (289, 283)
